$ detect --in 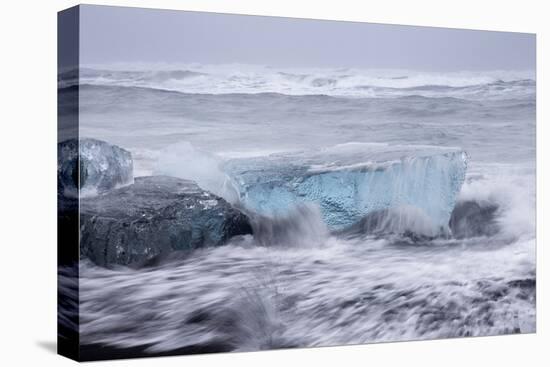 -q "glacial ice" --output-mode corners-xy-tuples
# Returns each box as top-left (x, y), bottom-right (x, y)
(79, 176), (252, 266)
(58, 138), (134, 197)
(222, 143), (468, 233)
